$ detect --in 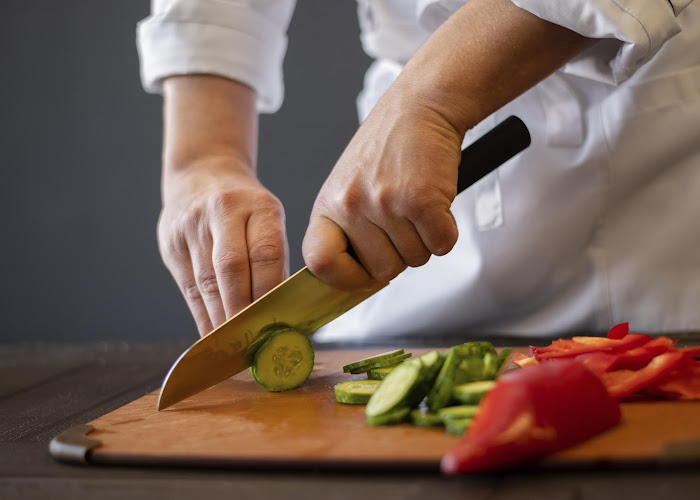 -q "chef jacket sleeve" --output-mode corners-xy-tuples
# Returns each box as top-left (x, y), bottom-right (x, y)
(510, 0), (694, 84)
(137, 0), (296, 113)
